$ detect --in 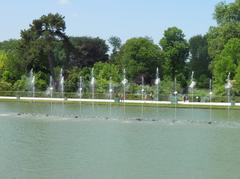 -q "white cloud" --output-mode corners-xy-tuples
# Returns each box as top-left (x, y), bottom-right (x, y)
(58, 0), (71, 5)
